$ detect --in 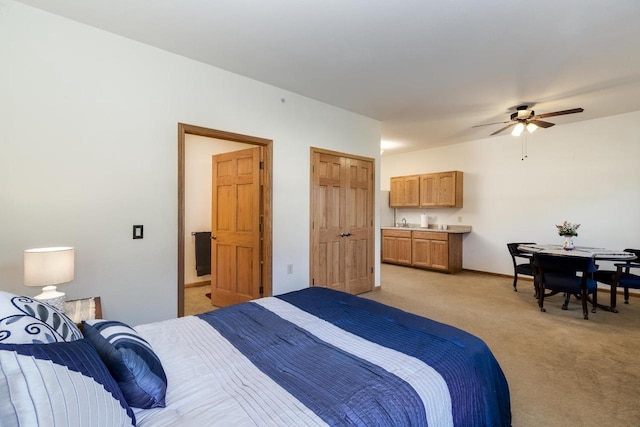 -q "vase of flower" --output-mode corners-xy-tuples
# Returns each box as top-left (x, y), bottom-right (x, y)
(562, 235), (575, 250)
(556, 221), (580, 251)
